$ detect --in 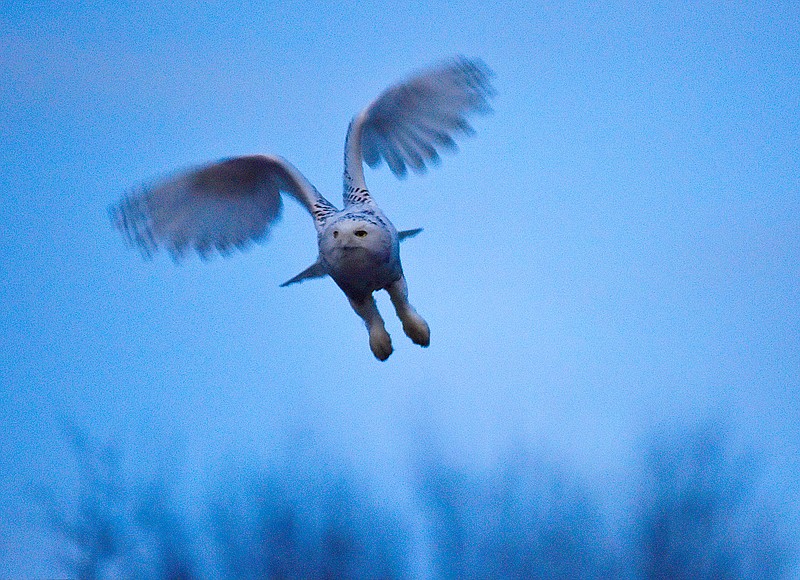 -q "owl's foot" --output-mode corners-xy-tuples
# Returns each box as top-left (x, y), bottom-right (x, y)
(402, 312), (430, 347)
(386, 276), (430, 348)
(369, 326), (393, 361)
